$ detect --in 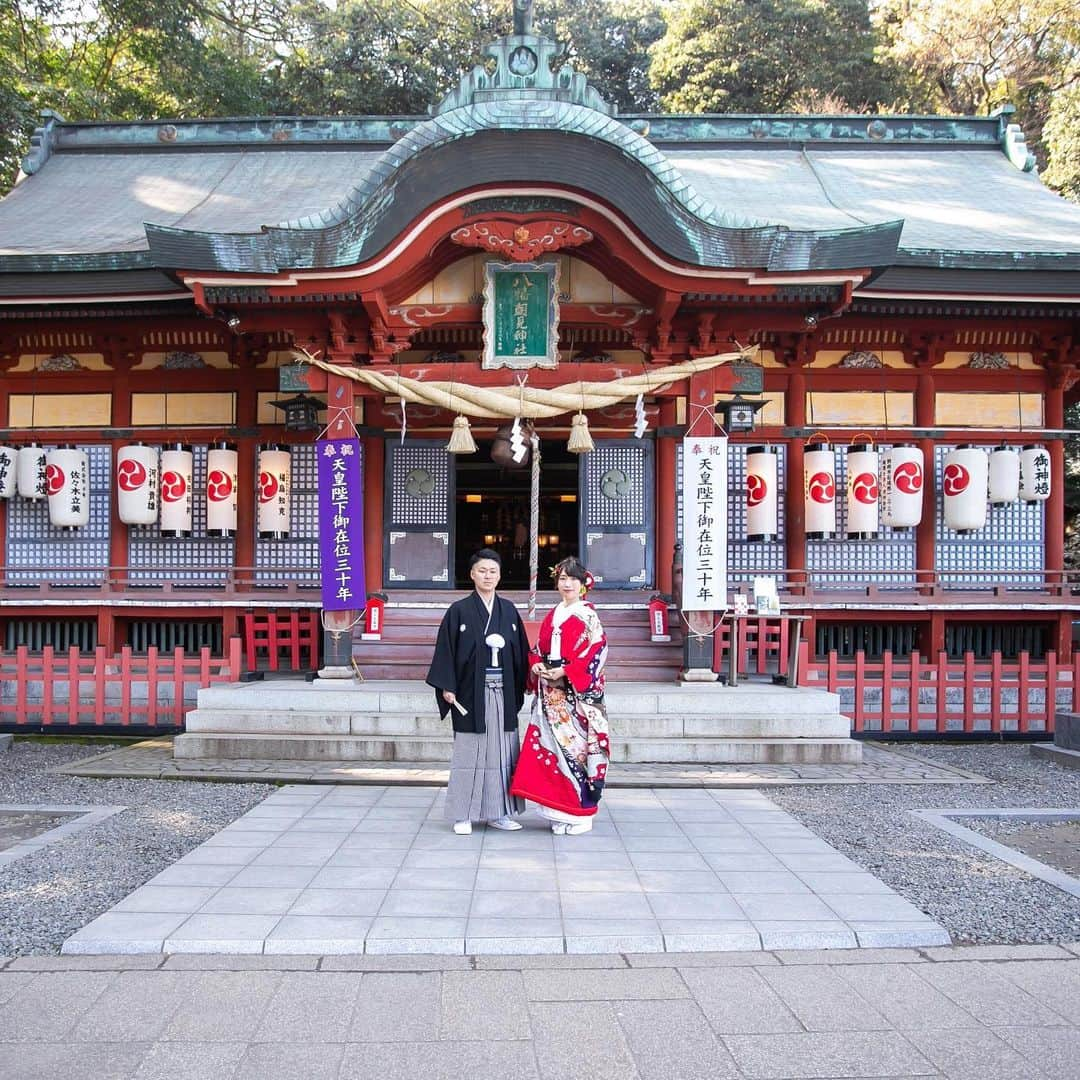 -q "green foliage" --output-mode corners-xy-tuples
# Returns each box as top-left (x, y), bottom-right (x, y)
(649, 0), (896, 113)
(1042, 83), (1080, 201)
